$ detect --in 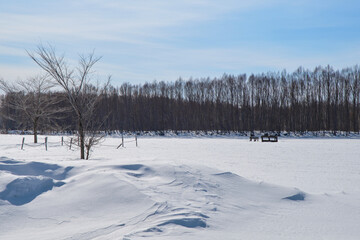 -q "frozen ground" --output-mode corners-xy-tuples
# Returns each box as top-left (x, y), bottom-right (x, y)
(0, 135), (360, 239)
